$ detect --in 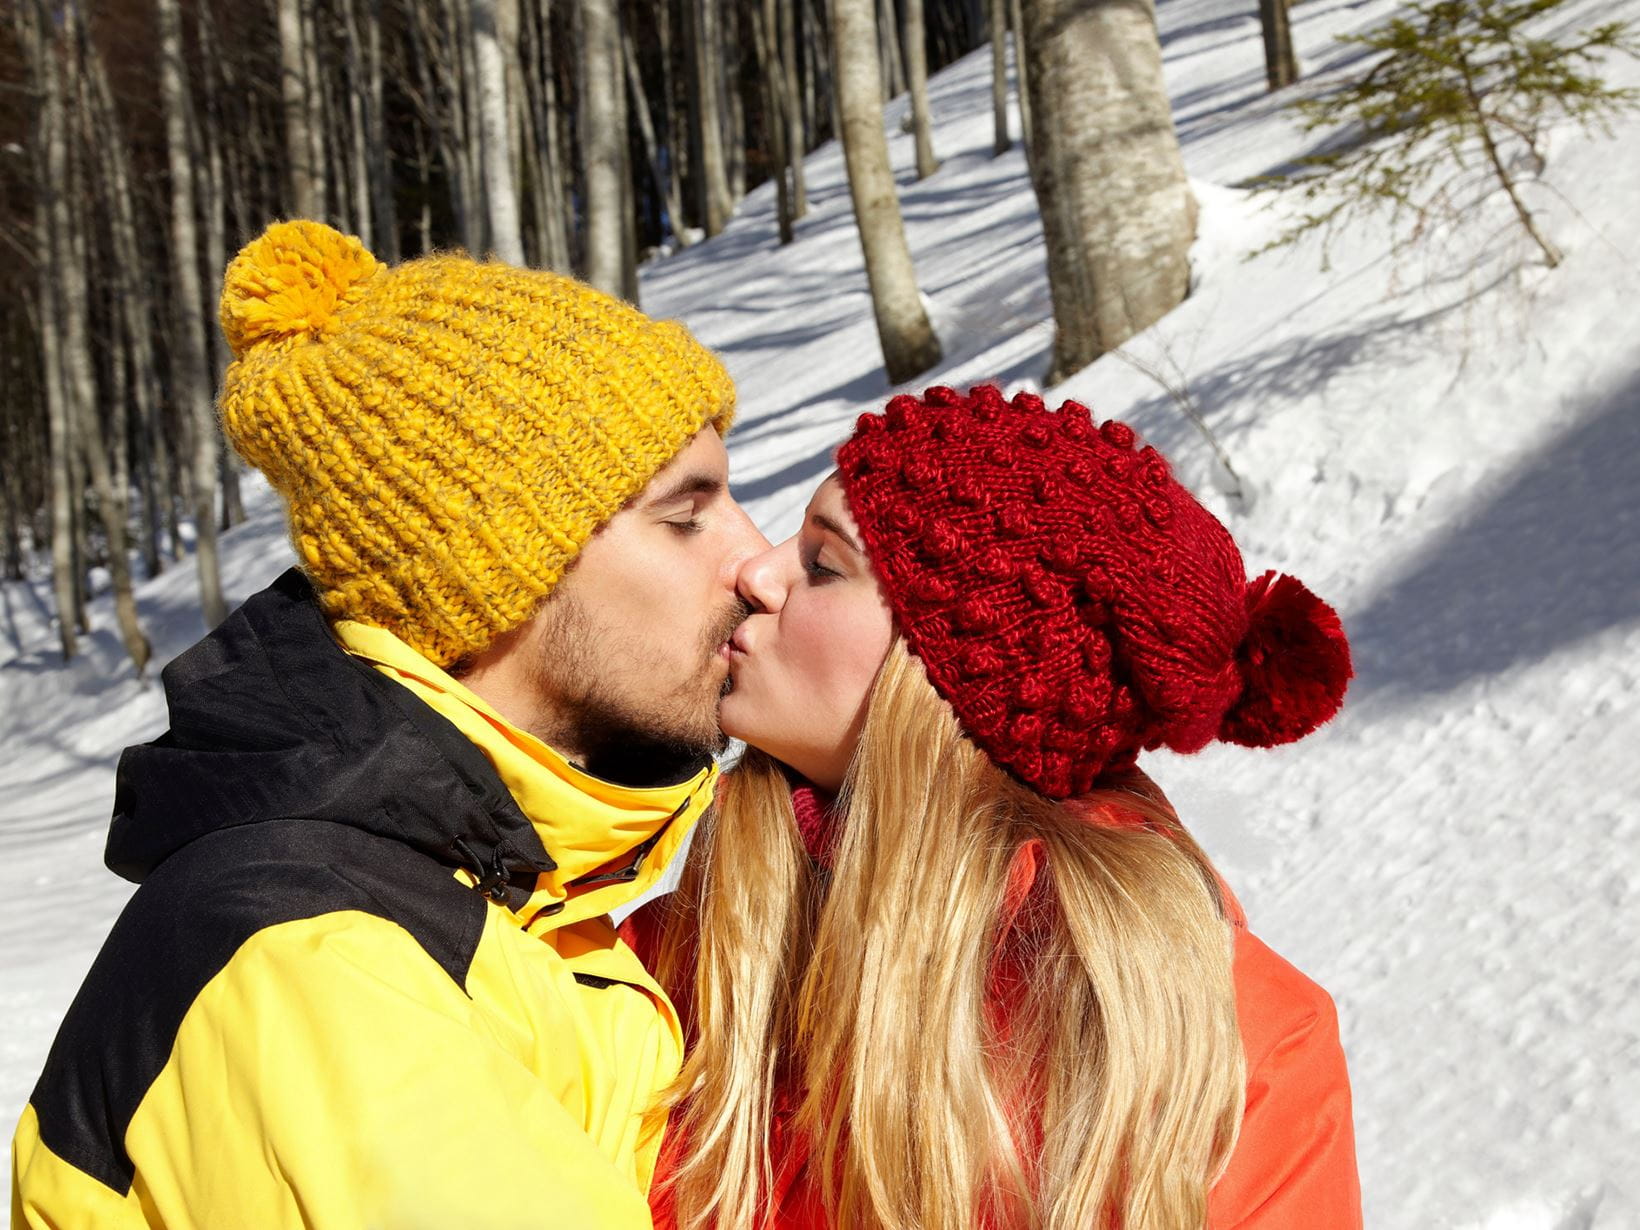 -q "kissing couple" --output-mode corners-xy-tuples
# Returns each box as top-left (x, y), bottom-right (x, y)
(13, 222), (1361, 1230)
